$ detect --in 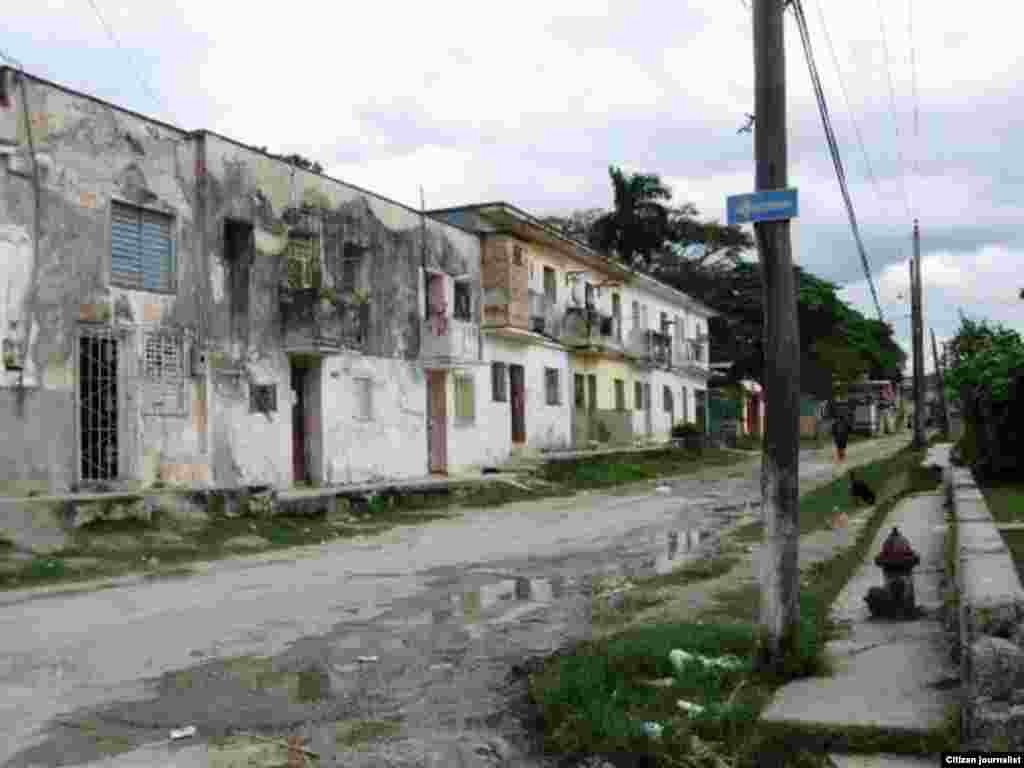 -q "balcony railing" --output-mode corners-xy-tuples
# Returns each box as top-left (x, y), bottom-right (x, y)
(628, 329), (672, 368)
(528, 290), (562, 337)
(420, 314), (480, 365)
(279, 287), (365, 353)
(562, 306), (621, 350)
